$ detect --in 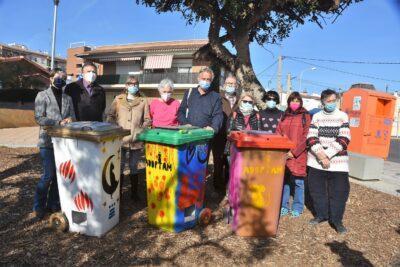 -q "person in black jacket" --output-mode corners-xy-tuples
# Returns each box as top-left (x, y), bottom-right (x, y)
(64, 62), (106, 122)
(260, 90), (283, 133)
